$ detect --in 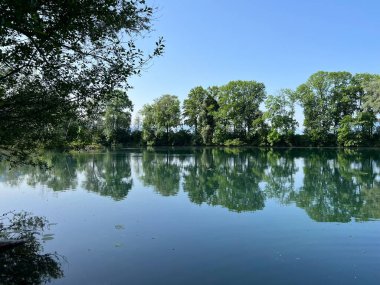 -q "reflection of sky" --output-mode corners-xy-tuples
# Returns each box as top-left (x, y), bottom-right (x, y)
(293, 158), (304, 190)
